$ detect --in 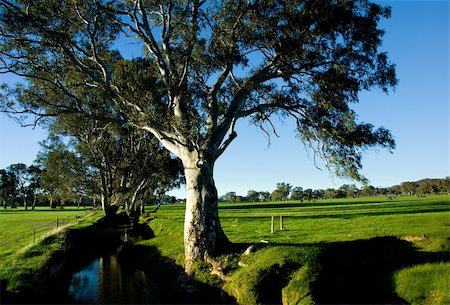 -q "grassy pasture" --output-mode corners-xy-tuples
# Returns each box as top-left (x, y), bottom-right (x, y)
(142, 195), (450, 304)
(148, 195), (449, 250)
(0, 207), (95, 257)
(0, 207), (102, 289)
(0, 195), (448, 304)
